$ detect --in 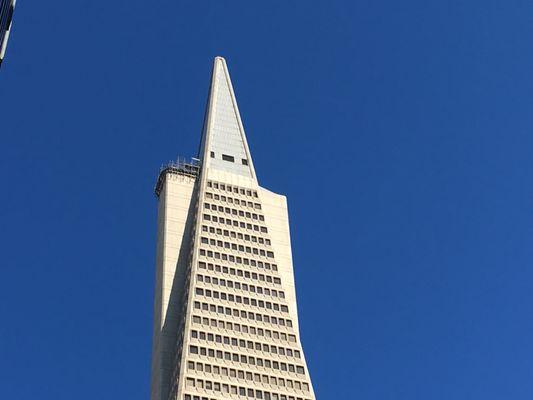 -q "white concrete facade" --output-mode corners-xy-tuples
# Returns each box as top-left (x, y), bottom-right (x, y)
(150, 57), (315, 400)
(151, 173), (196, 400)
